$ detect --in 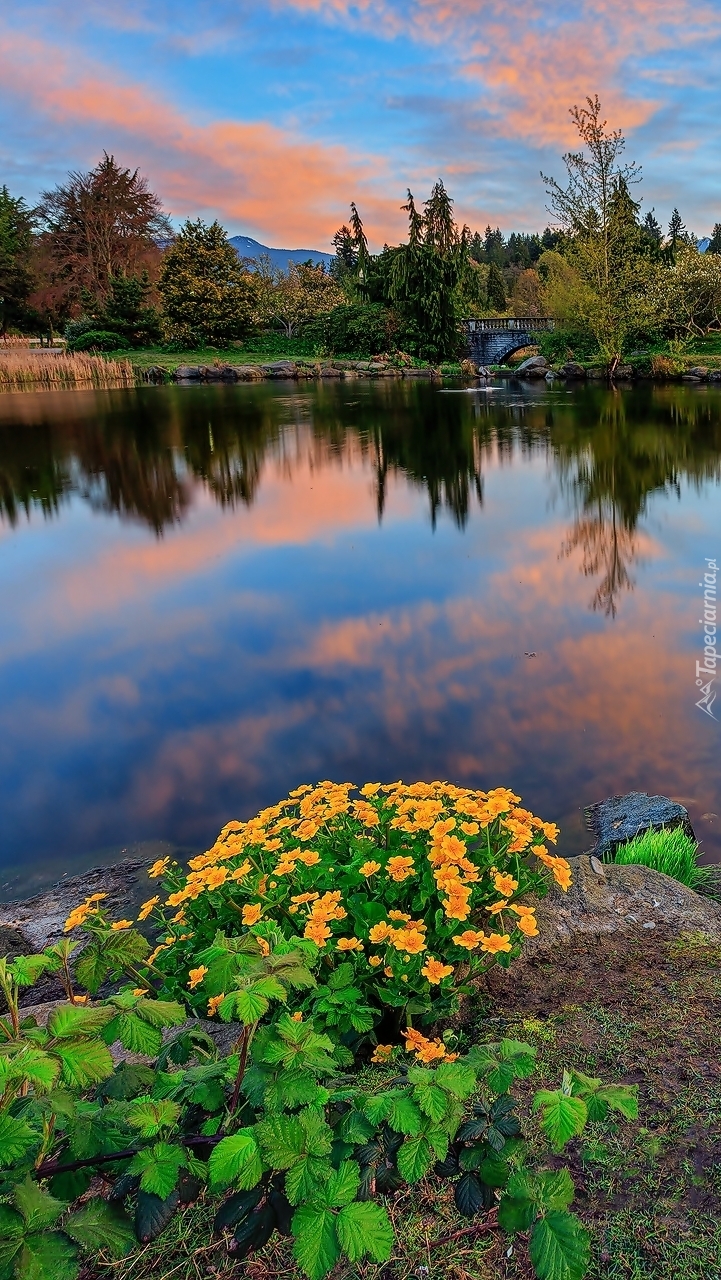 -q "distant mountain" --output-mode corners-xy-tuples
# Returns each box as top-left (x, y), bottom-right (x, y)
(698, 237), (711, 253)
(229, 235), (333, 272)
